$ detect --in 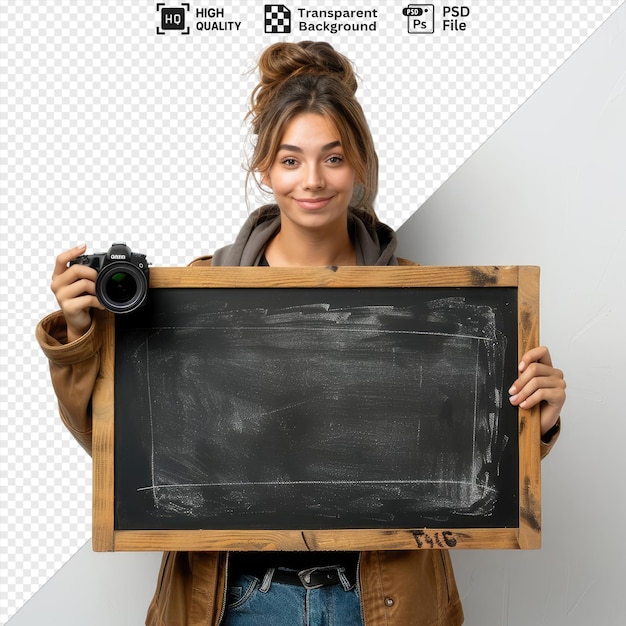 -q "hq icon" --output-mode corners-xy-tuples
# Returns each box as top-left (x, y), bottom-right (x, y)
(156, 3), (191, 35)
